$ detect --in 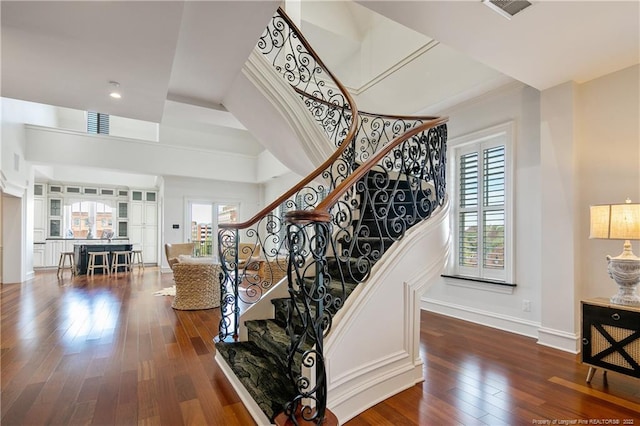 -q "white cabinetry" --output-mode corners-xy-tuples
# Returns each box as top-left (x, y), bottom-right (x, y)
(33, 243), (46, 268)
(129, 190), (158, 264)
(34, 197), (46, 242)
(48, 198), (63, 238)
(116, 201), (128, 238)
(44, 240), (65, 267)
